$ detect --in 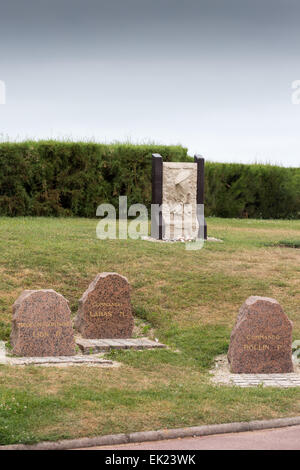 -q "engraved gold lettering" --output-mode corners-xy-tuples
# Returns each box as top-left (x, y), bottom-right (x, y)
(33, 330), (49, 338)
(243, 344), (270, 351)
